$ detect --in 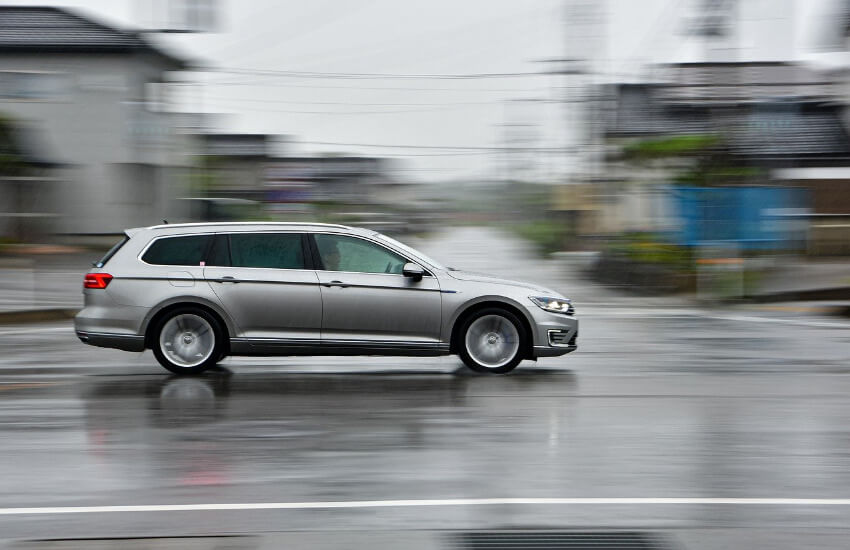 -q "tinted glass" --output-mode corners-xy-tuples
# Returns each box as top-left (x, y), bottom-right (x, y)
(142, 235), (211, 266)
(376, 232), (444, 270)
(314, 234), (406, 274)
(95, 235), (129, 268)
(229, 233), (305, 269)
